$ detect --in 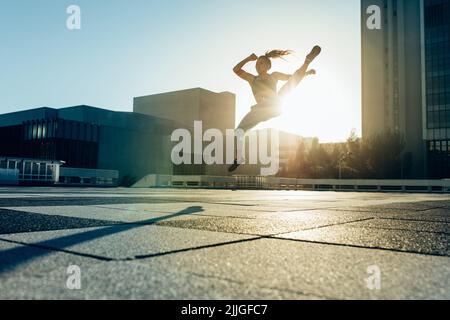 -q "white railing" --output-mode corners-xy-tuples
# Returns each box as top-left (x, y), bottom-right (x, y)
(132, 174), (450, 193)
